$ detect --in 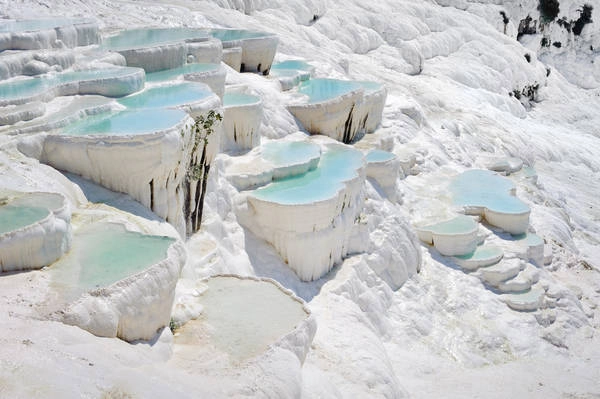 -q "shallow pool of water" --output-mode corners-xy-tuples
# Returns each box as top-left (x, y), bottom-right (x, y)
(118, 83), (213, 109)
(451, 169), (529, 214)
(366, 149), (395, 163)
(252, 145), (362, 204)
(0, 18), (89, 32)
(0, 205), (49, 234)
(51, 223), (174, 294)
(271, 60), (312, 71)
(179, 276), (307, 361)
(103, 28), (208, 51)
(261, 141), (321, 168)
(62, 108), (186, 136)
(209, 29), (270, 42)
(297, 78), (362, 104)
(145, 63), (220, 83)
(422, 215), (477, 235)
(223, 92), (261, 107)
